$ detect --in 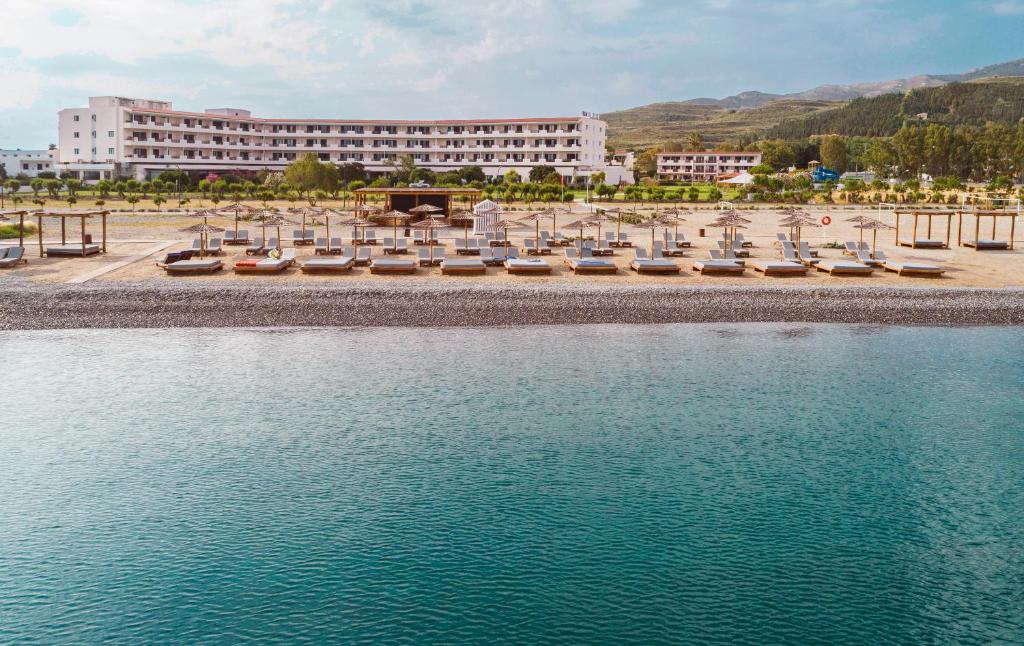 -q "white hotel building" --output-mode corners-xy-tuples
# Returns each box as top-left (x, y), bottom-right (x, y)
(57, 96), (628, 184)
(657, 151), (762, 182)
(0, 149), (55, 178)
